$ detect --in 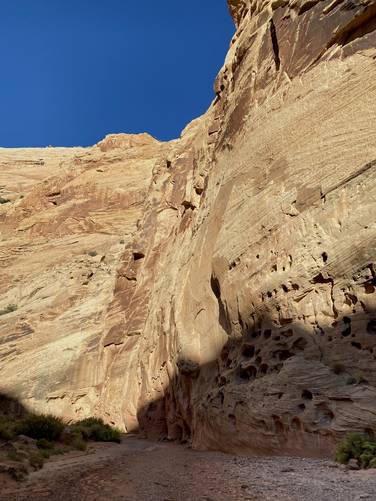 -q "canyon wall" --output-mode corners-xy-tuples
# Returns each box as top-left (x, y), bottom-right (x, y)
(1, 0), (376, 456)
